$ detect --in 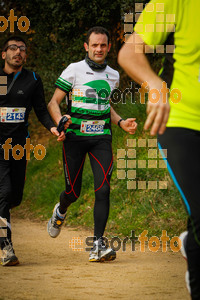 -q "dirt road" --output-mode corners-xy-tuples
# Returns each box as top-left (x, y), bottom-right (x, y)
(0, 218), (190, 300)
